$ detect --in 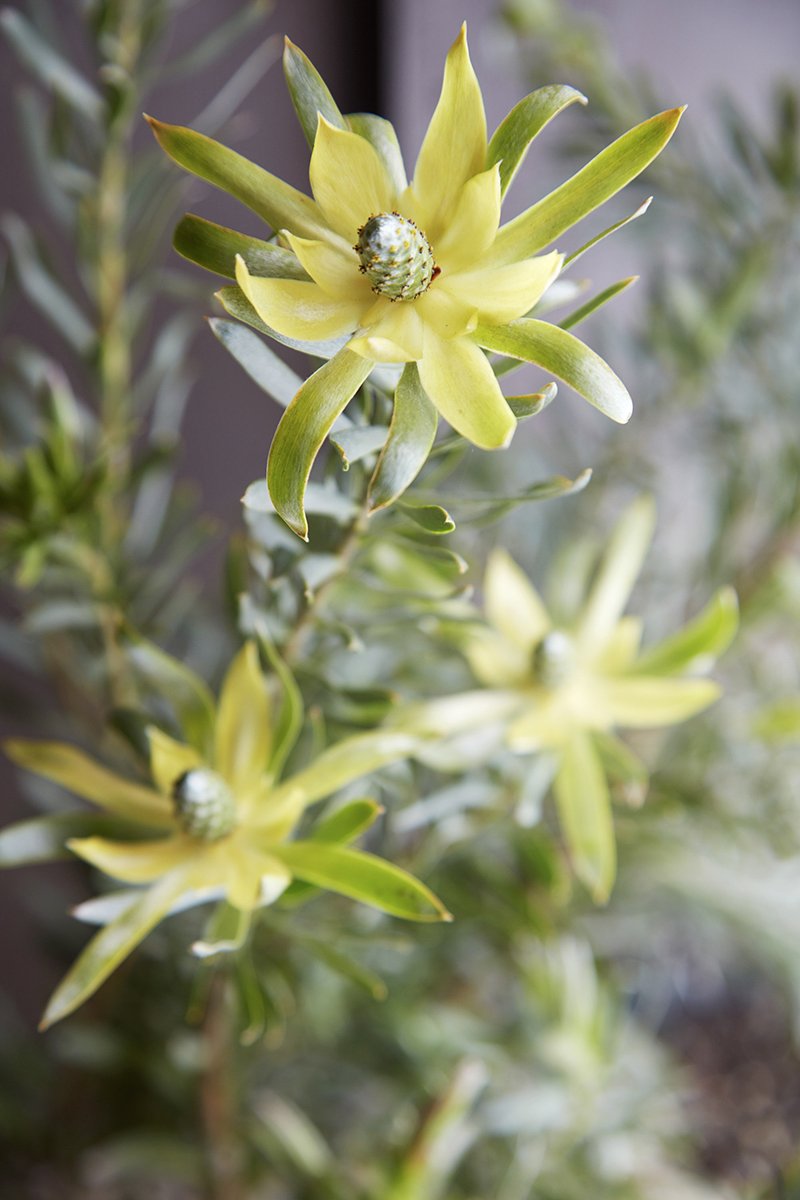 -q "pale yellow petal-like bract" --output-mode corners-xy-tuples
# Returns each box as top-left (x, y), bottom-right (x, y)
(236, 257), (368, 341)
(447, 251), (563, 326)
(433, 165), (501, 274)
(417, 329), (515, 449)
(413, 25), (487, 244)
(215, 642), (272, 795)
(310, 117), (397, 241)
(68, 833), (199, 883)
(601, 676), (721, 728)
(147, 727), (202, 796)
(484, 549), (551, 651)
(284, 232), (372, 301)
